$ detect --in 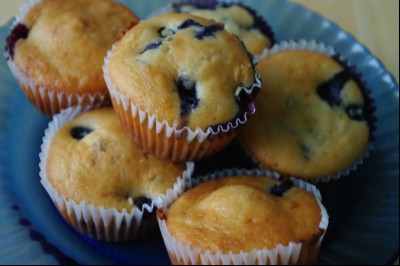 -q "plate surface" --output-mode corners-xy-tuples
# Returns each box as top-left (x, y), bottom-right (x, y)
(0, 0), (398, 264)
